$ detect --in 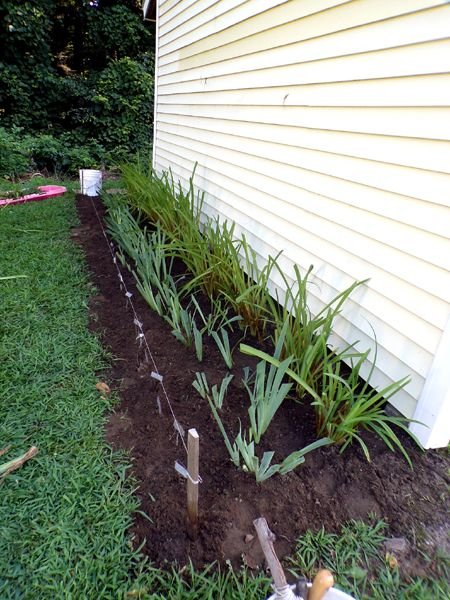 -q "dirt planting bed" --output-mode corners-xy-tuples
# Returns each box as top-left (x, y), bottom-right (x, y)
(74, 194), (449, 577)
